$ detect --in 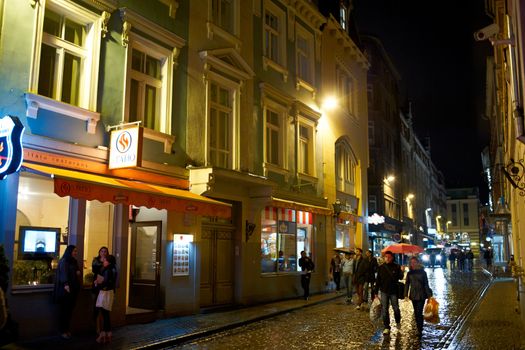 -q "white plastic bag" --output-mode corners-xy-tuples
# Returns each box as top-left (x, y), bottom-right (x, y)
(369, 297), (382, 323)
